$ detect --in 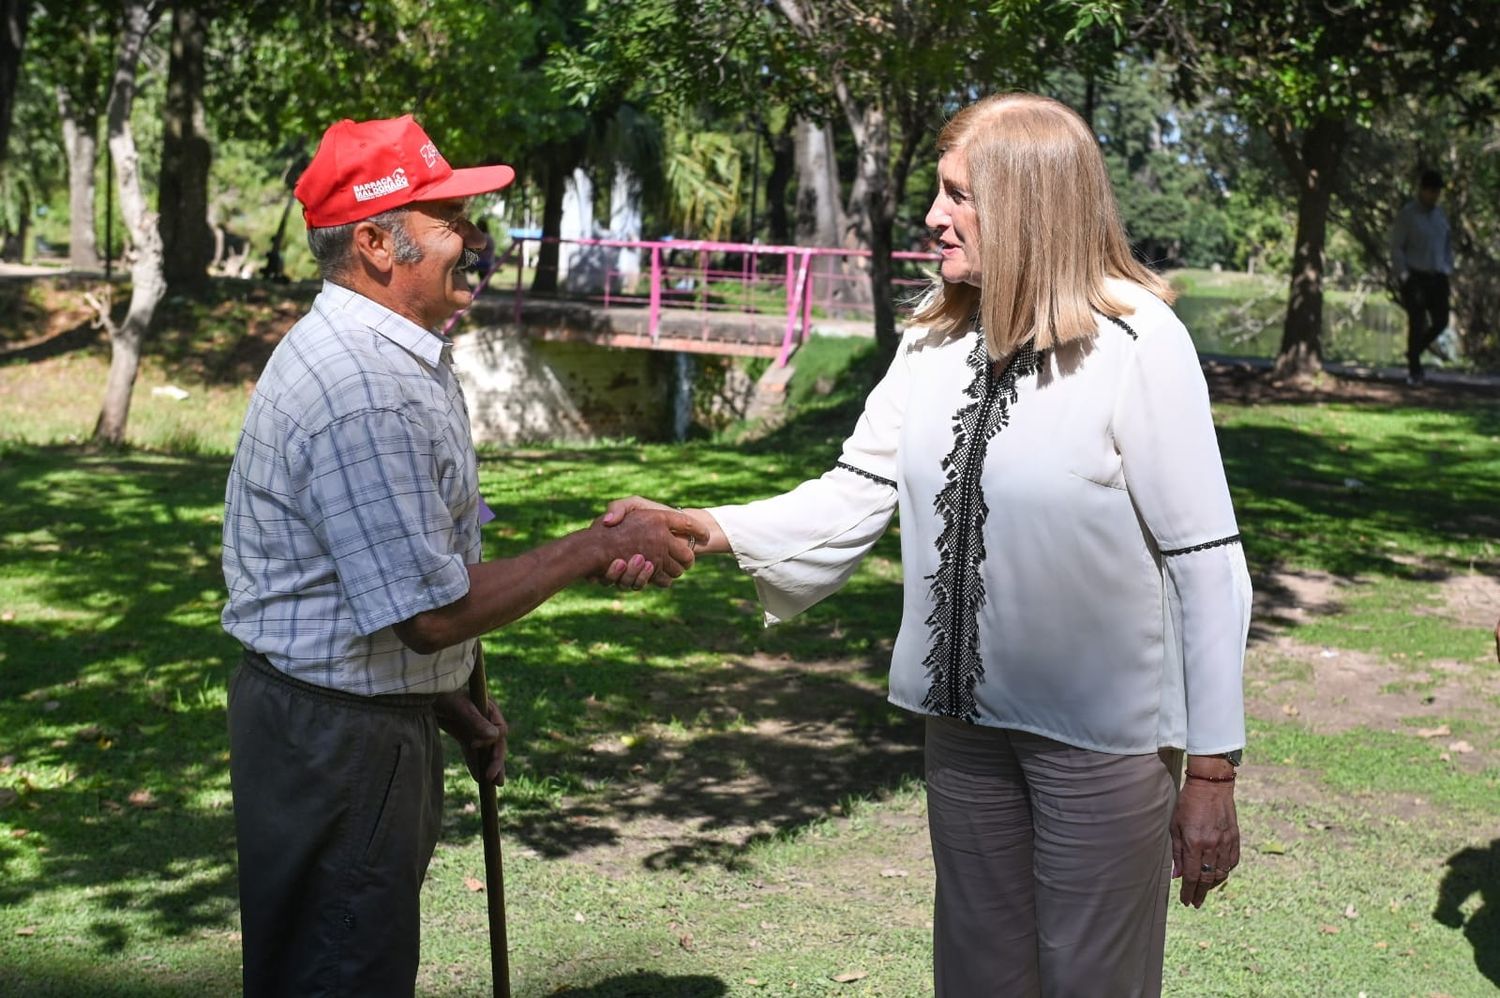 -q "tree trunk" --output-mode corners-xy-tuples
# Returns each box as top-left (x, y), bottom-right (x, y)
(57, 86), (103, 270)
(0, 0), (29, 167)
(0, 186), (25, 260)
(765, 125), (793, 246)
(94, 1), (165, 447)
(531, 159), (566, 294)
(1273, 118), (1346, 380)
(845, 103), (897, 355)
(794, 117), (869, 311)
(159, 0), (213, 292)
(793, 118), (844, 247)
